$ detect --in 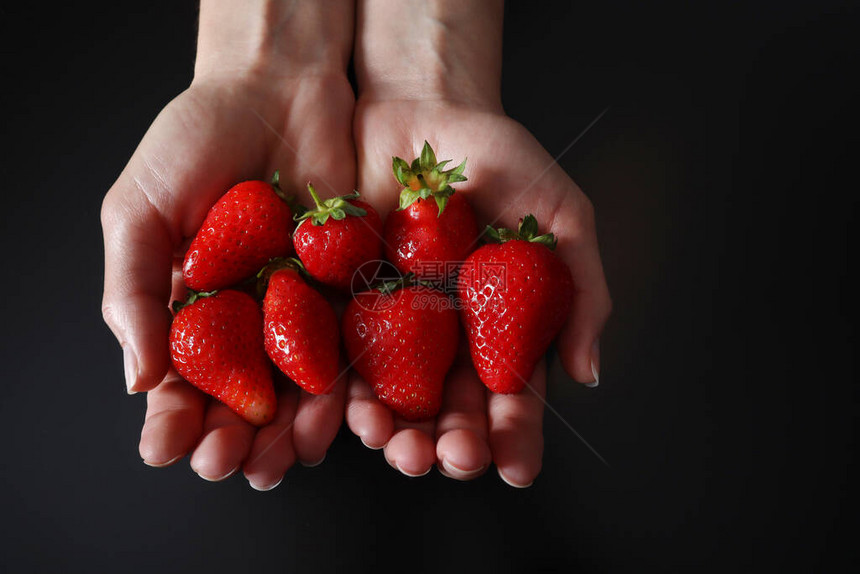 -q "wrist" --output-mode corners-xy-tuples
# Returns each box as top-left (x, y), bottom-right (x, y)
(355, 0), (504, 111)
(195, 0), (354, 82)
